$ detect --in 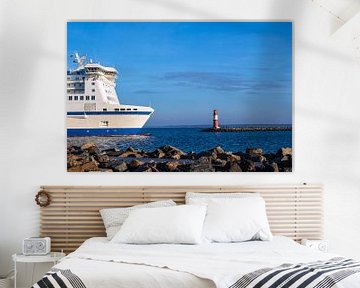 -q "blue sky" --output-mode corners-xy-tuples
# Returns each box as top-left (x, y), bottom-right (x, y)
(67, 22), (292, 127)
